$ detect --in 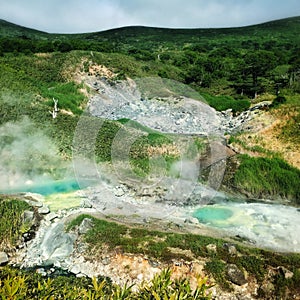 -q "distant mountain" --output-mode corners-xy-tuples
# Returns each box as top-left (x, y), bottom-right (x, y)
(0, 19), (49, 38)
(1, 16), (300, 44)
